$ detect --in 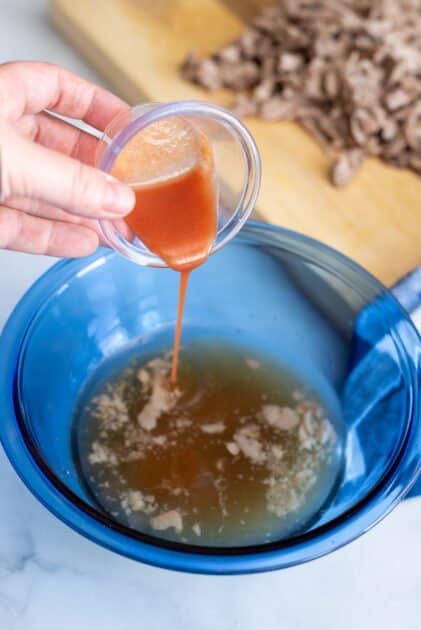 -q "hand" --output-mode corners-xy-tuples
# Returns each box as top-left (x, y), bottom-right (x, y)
(0, 61), (135, 257)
